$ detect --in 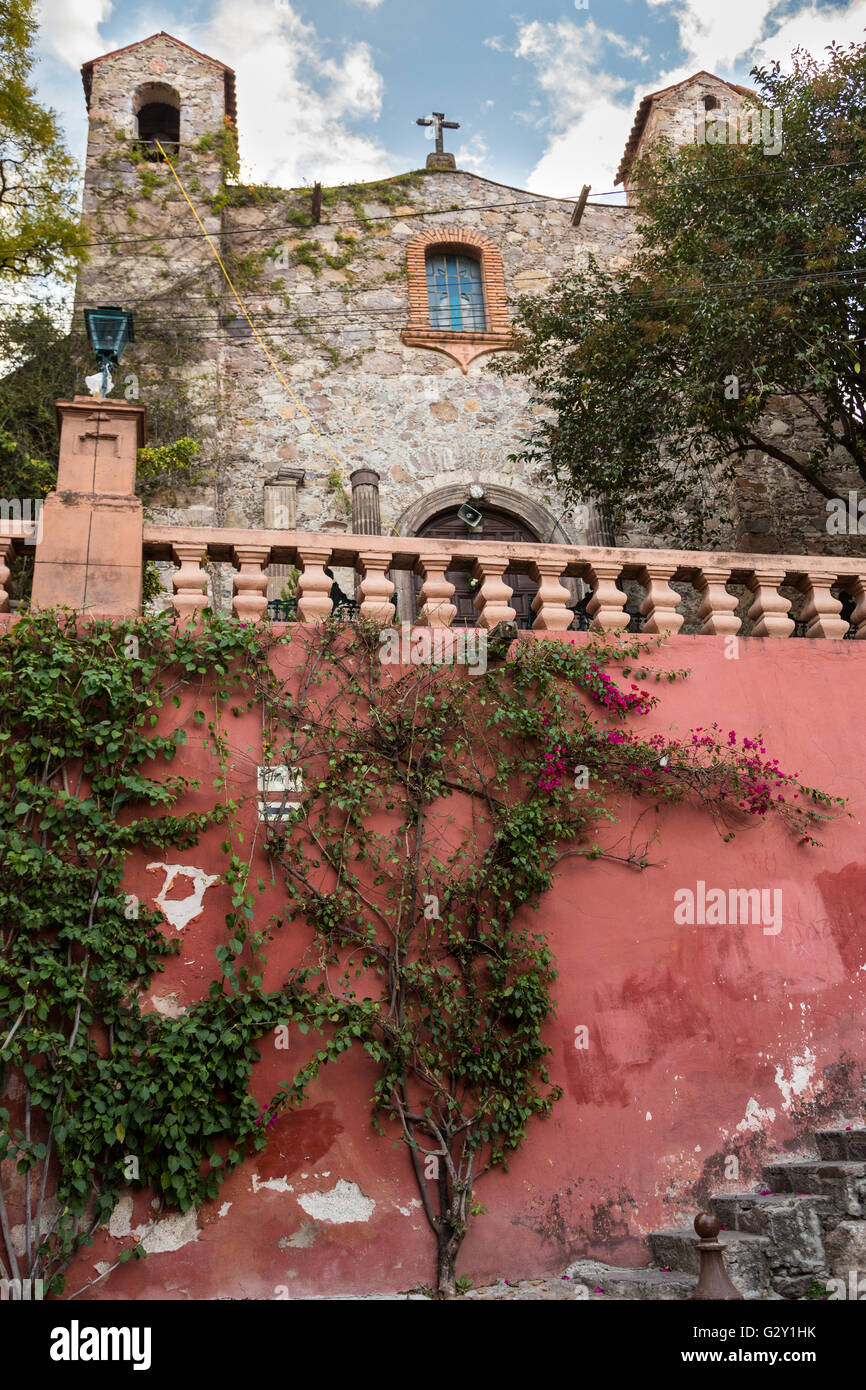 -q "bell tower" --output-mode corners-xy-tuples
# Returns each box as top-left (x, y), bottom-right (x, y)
(76, 33), (236, 311)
